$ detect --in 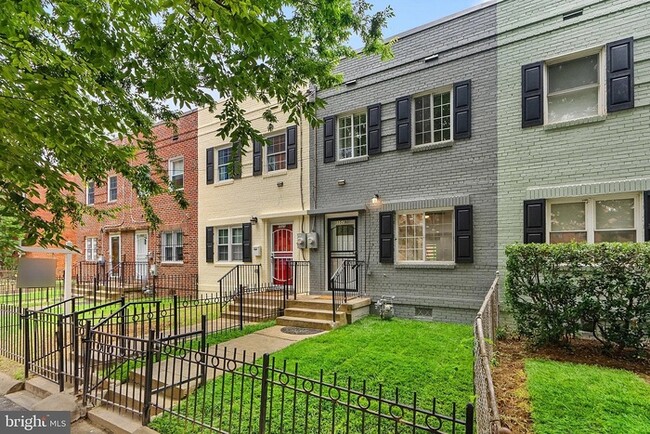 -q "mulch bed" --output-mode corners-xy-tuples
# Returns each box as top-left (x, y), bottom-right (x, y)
(492, 337), (649, 434)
